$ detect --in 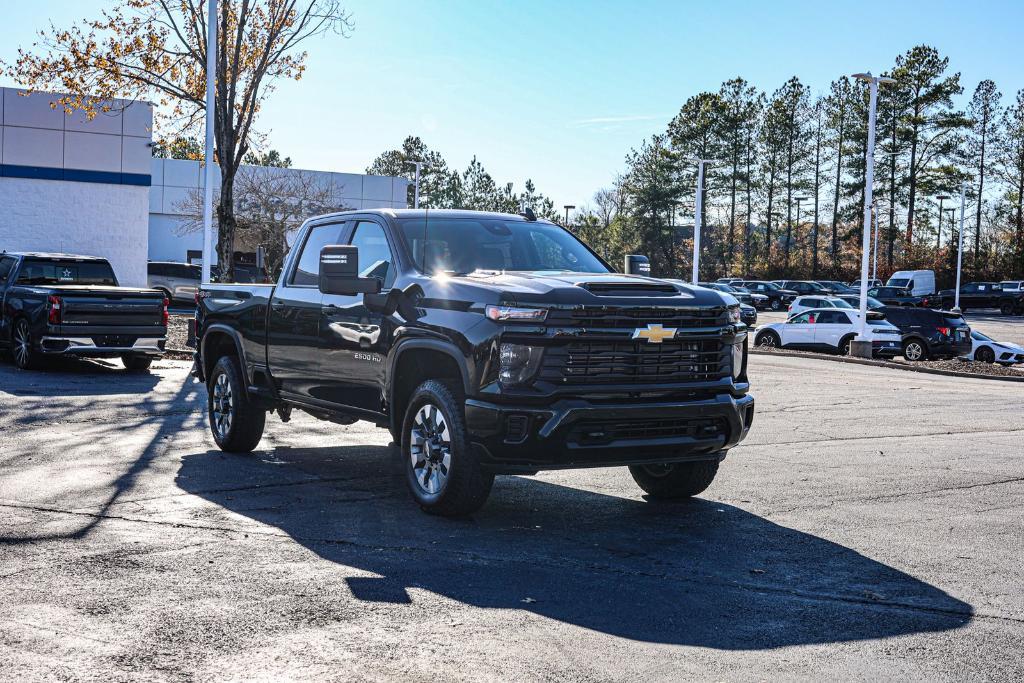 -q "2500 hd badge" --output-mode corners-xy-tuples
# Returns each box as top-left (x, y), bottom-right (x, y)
(193, 209), (753, 516)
